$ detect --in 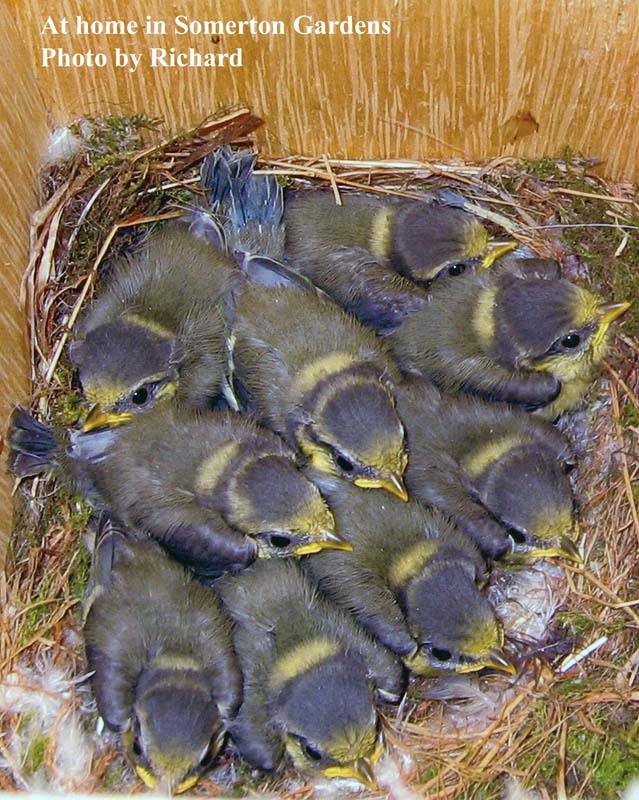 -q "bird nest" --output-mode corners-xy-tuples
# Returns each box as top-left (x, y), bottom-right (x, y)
(1, 106), (638, 800)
